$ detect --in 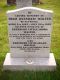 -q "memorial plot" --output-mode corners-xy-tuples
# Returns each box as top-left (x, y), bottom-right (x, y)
(3, 7), (56, 70)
